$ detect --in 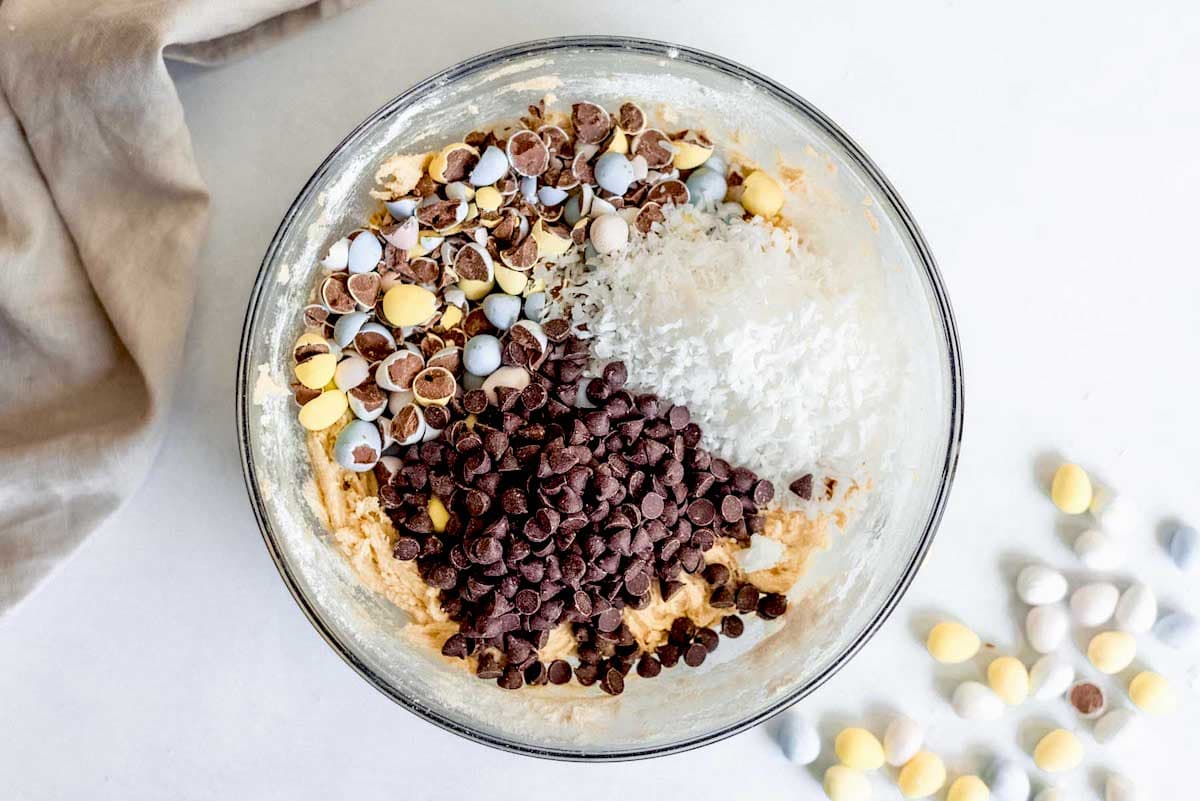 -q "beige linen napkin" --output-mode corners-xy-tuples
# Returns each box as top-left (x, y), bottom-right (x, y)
(0, 0), (358, 615)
